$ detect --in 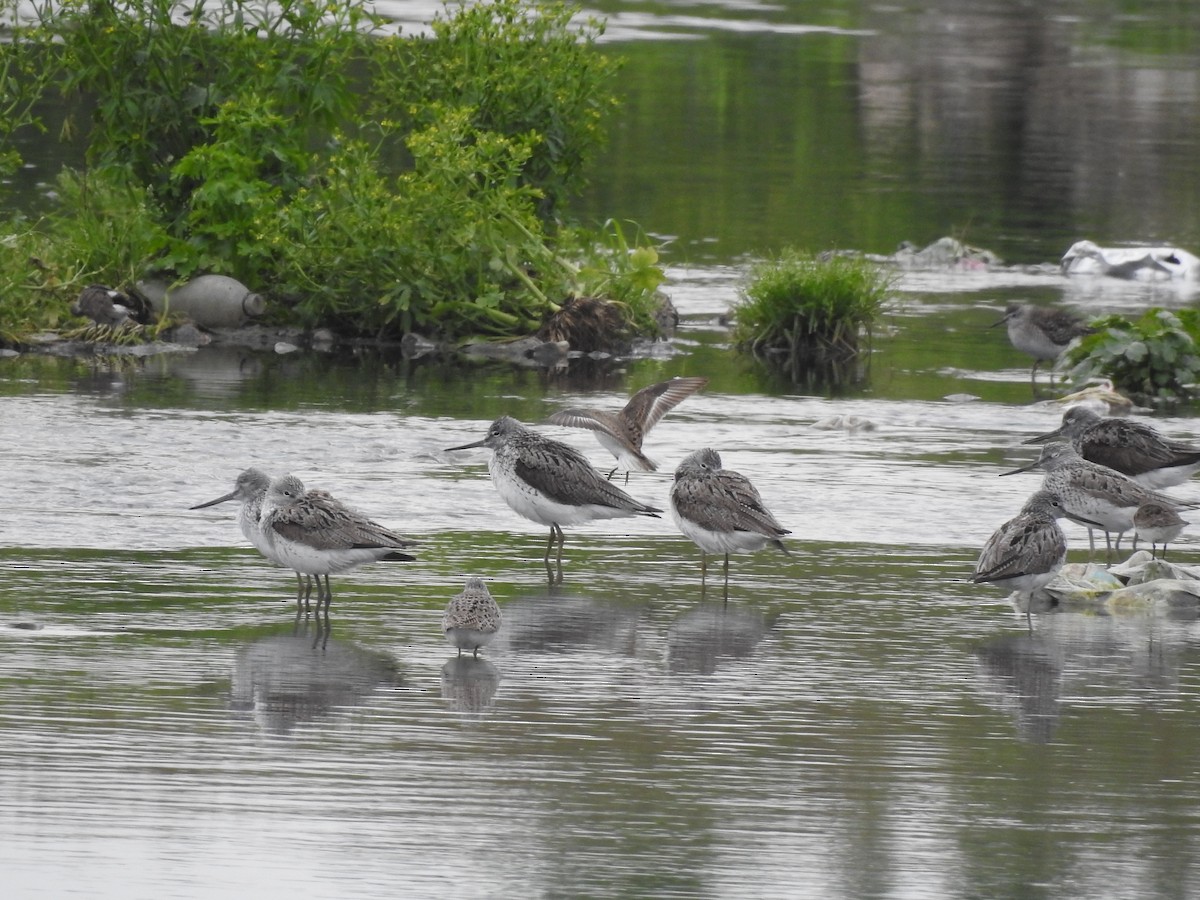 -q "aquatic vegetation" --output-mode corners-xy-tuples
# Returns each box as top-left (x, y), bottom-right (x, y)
(0, 0), (663, 344)
(1063, 309), (1200, 404)
(733, 250), (893, 375)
